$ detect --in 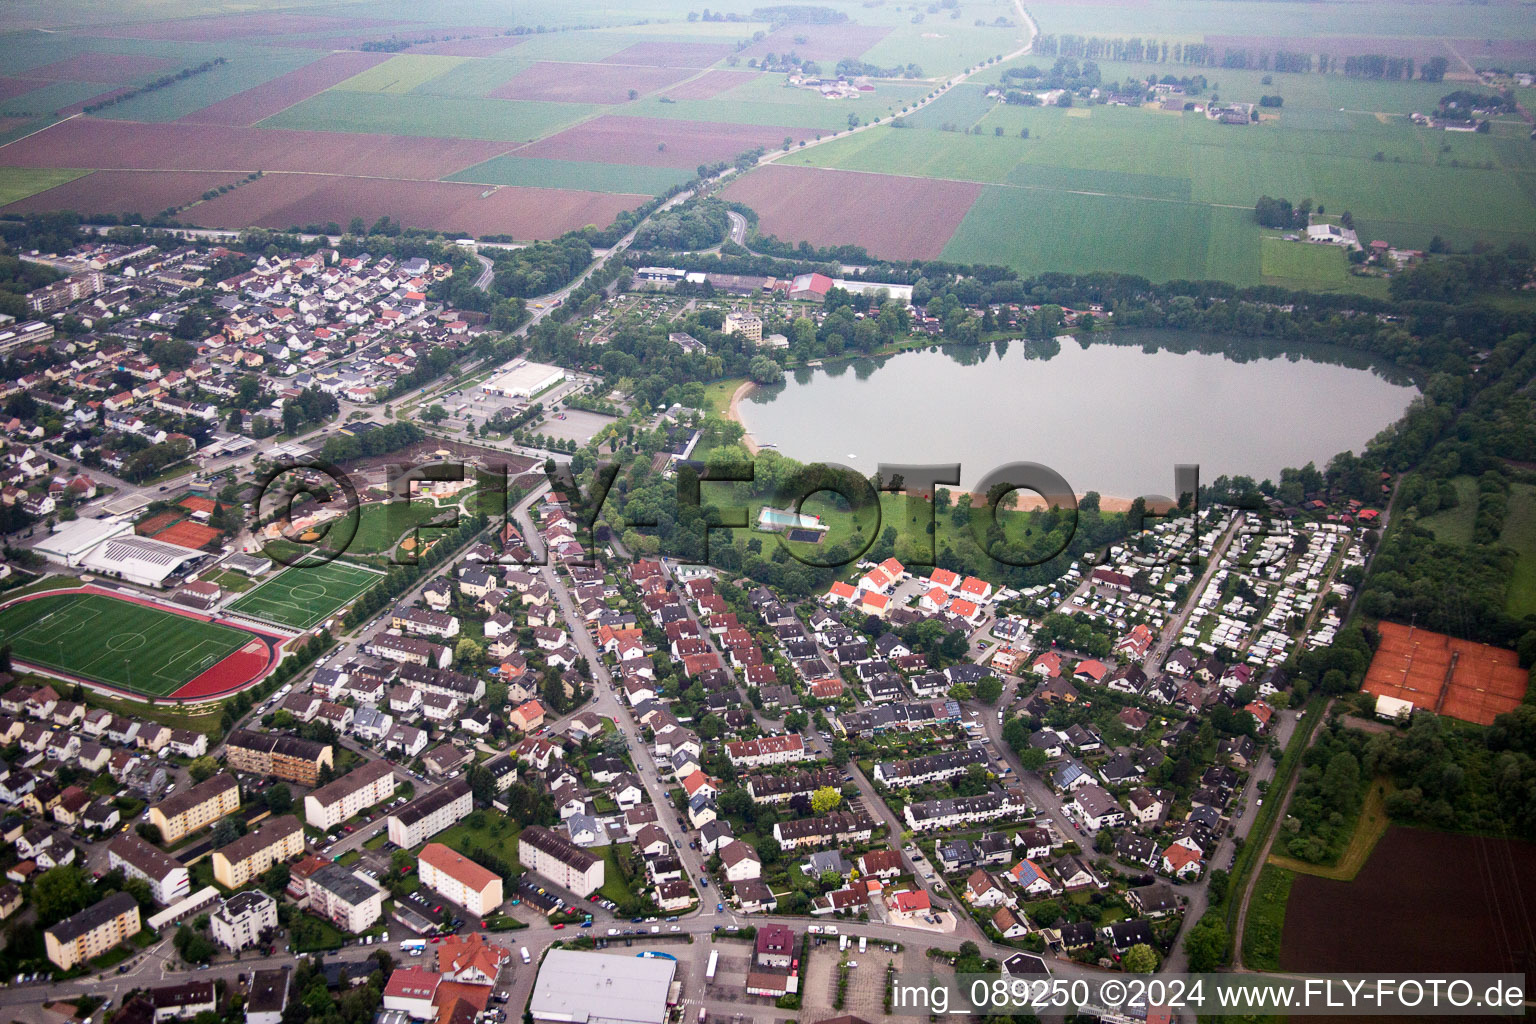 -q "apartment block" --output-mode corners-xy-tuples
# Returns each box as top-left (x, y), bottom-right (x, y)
(417, 843), (503, 917)
(387, 778), (472, 848)
(303, 760), (397, 830)
(149, 773), (239, 844)
(224, 730), (333, 787)
(211, 815), (304, 889)
(518, 825), (603, 897)
(45, 891), (141, 970)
